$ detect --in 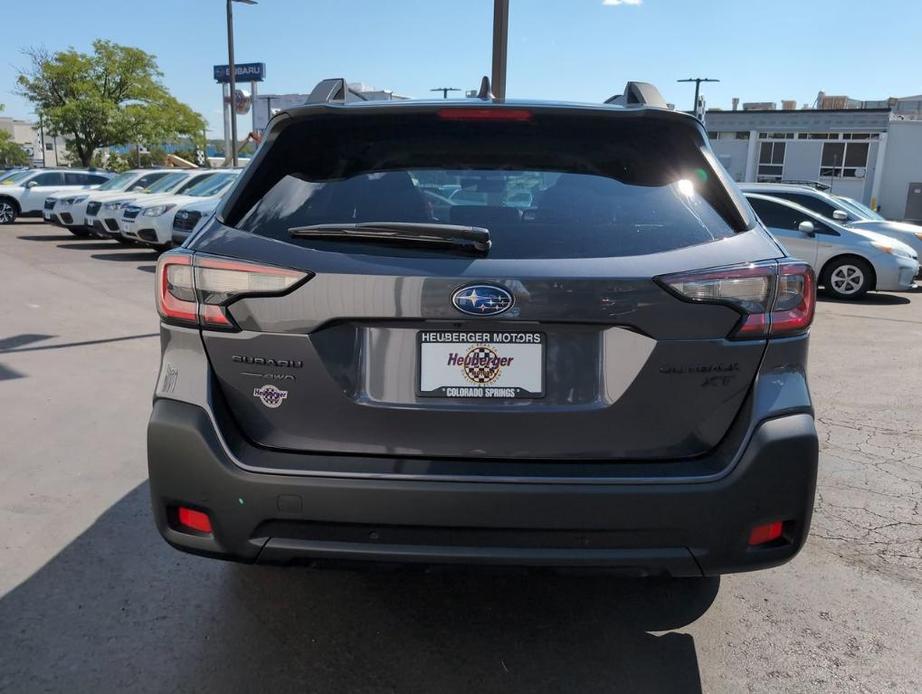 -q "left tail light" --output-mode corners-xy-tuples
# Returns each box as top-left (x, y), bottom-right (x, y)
(156, 251), (309, 330)
(657, 259), (815, 339)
